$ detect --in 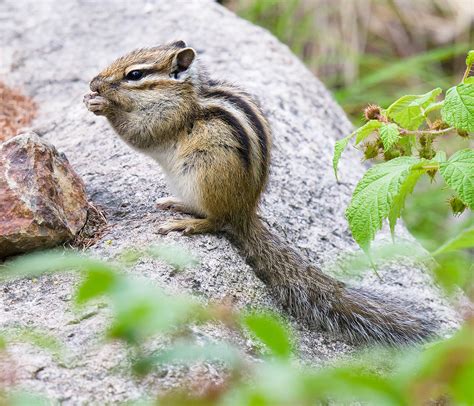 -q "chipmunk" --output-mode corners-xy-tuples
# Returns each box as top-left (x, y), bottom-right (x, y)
(84, 41), (434, 345)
